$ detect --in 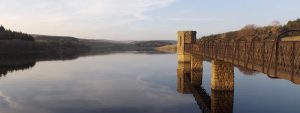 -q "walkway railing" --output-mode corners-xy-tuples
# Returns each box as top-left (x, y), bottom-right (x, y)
(191, 30), (300, 78)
